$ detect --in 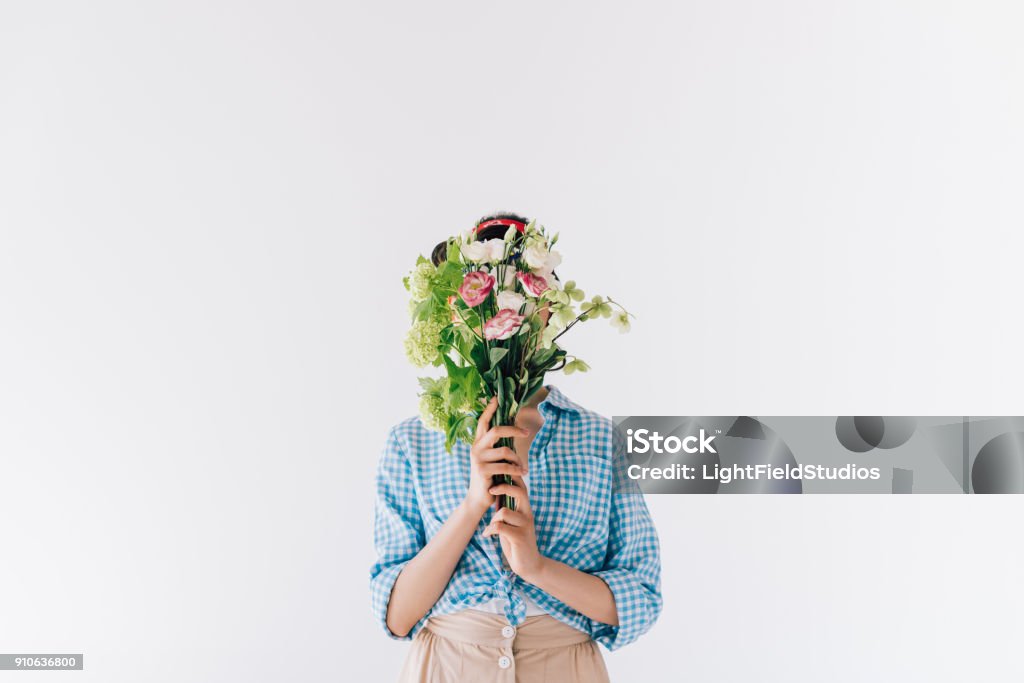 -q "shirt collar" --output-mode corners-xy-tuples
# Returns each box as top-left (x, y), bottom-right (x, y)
(537, 384), (583, 416)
